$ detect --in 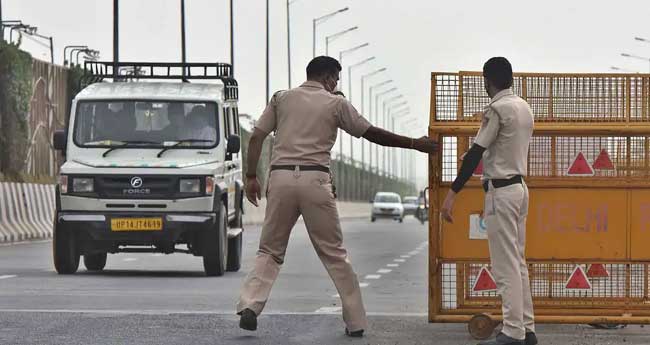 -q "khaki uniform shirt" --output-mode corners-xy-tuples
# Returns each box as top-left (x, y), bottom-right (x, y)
(255, 81), (372, 167)
(474, 89), (534, 180)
